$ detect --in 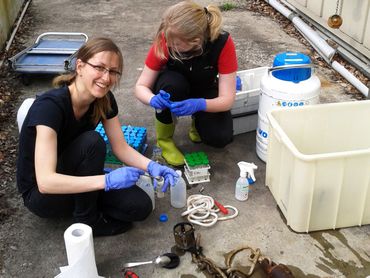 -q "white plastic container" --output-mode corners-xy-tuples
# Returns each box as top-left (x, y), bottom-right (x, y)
(232, 67), (268, 135)
(17, 98), (35, 132)
(257, 53), (320, 162)
(266, 100), (370, 232)
(136, 175), (155, 210)
(170, 170), (187, 208)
